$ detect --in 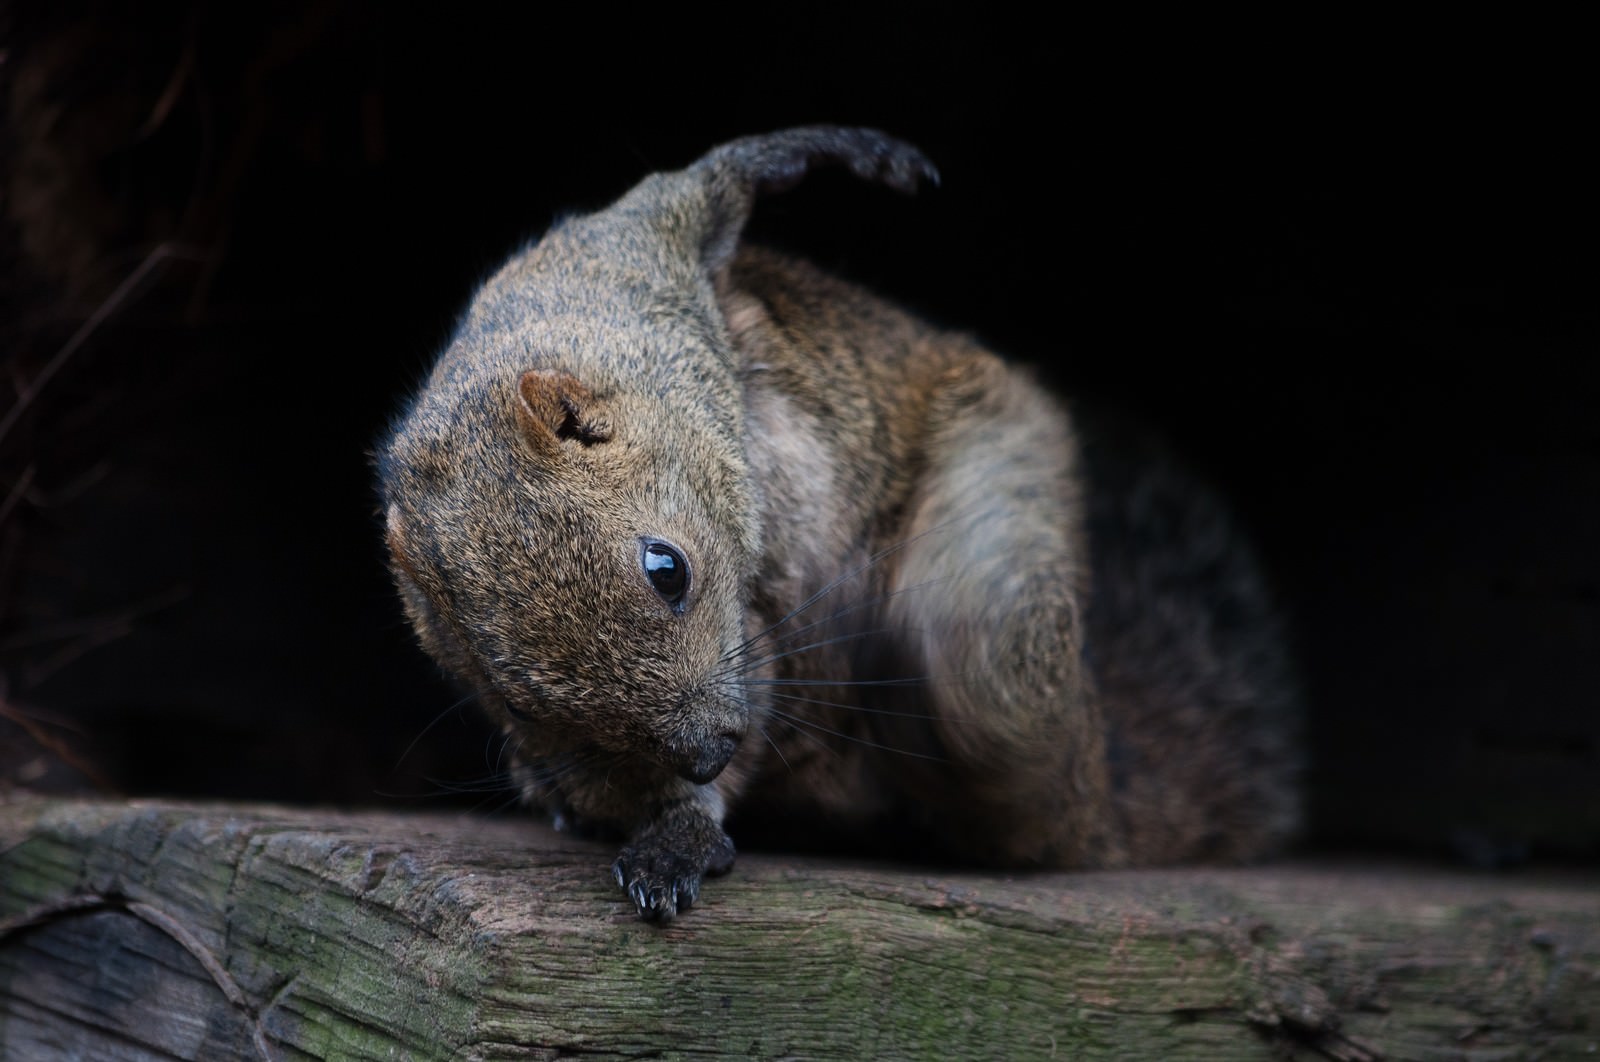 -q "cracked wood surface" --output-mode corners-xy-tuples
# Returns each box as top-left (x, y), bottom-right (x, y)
(0, 796), (1596, 1060)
